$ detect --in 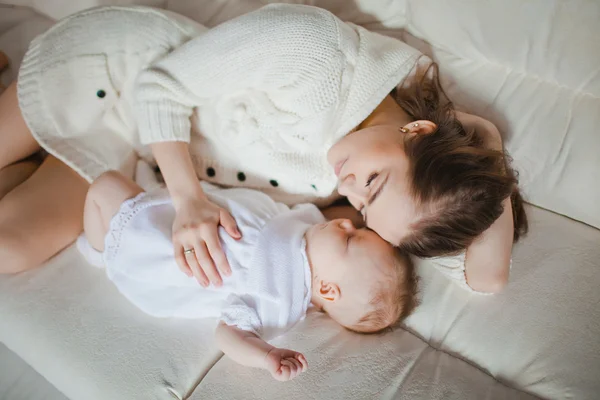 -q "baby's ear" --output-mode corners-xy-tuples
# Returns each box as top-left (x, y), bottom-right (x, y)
(318, 281), (340, 302)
